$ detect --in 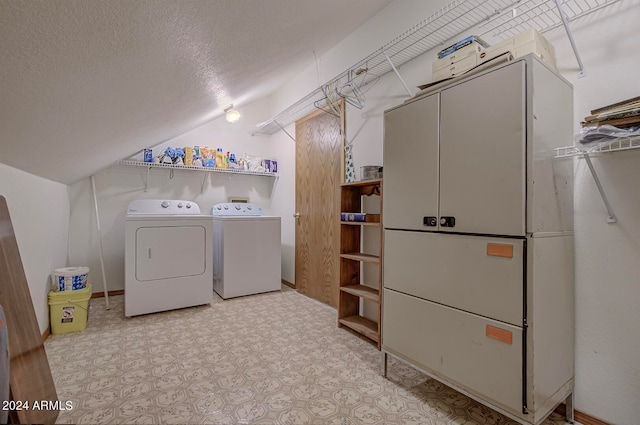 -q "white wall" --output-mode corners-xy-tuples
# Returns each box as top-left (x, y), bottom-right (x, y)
(265, 0), (640, 423)
(547, 3), (640, 424)
(267, 129), (296, 283)
(67, 99), (280, 293)
(0, 163), (69, 334)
